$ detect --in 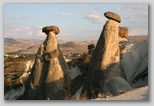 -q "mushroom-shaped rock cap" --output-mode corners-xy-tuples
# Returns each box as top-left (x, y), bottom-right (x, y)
(42, 26), (60, 34)
(104, 11), (121, 23)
